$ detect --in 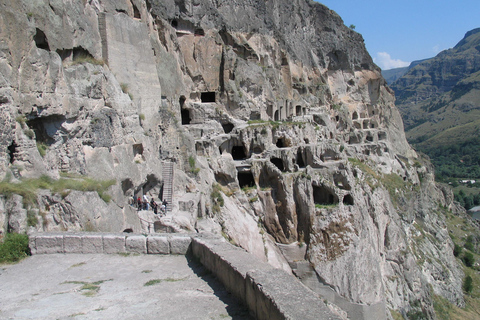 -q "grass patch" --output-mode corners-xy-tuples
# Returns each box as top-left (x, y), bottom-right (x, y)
(0, 174), (116, 206)
(142, 269), (152, 273)
(27, 210), (38, 227)
(62, 279), (112, 297)
(70, 262), (86, 268)
(36, 142), (48, 158)
(71, 55), (104, 66)
(0, 233), (30, 263)
(144, 279), (162, 286)
(315, 203), (338, 209)
(210, 183), (225, 214)
(188, 156), (200, 175)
